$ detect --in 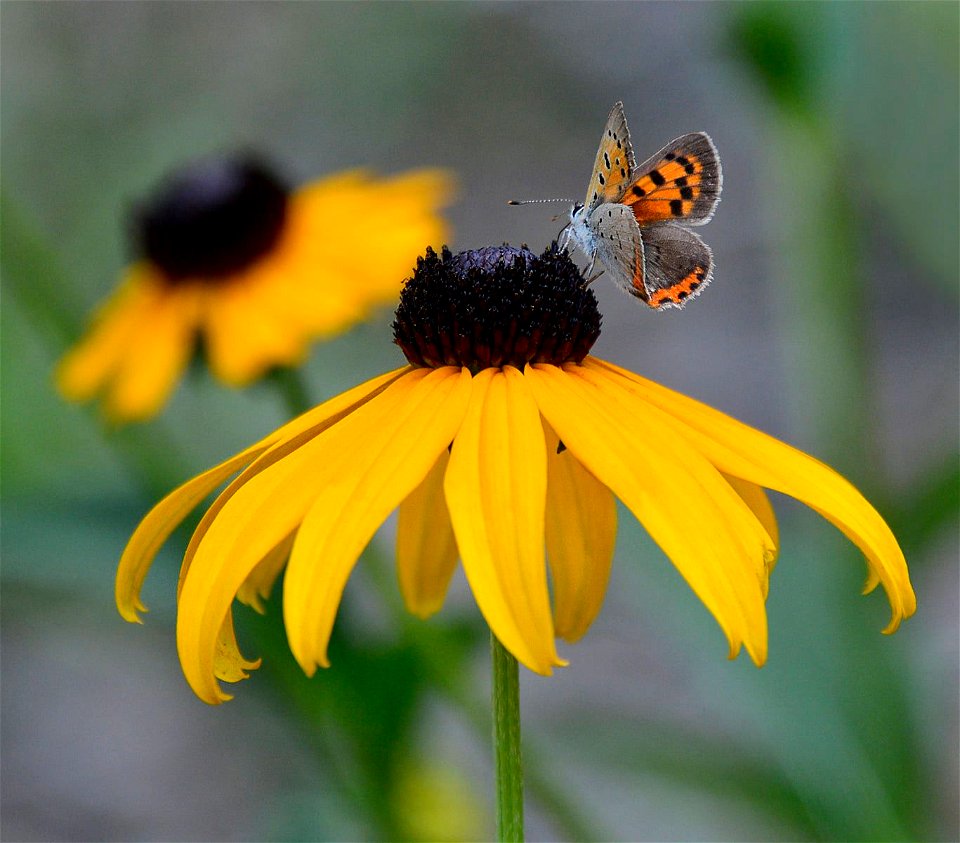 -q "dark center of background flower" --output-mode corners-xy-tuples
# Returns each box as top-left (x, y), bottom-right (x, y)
(393, 244), (602, 372)
(135, 156), (289, 282)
